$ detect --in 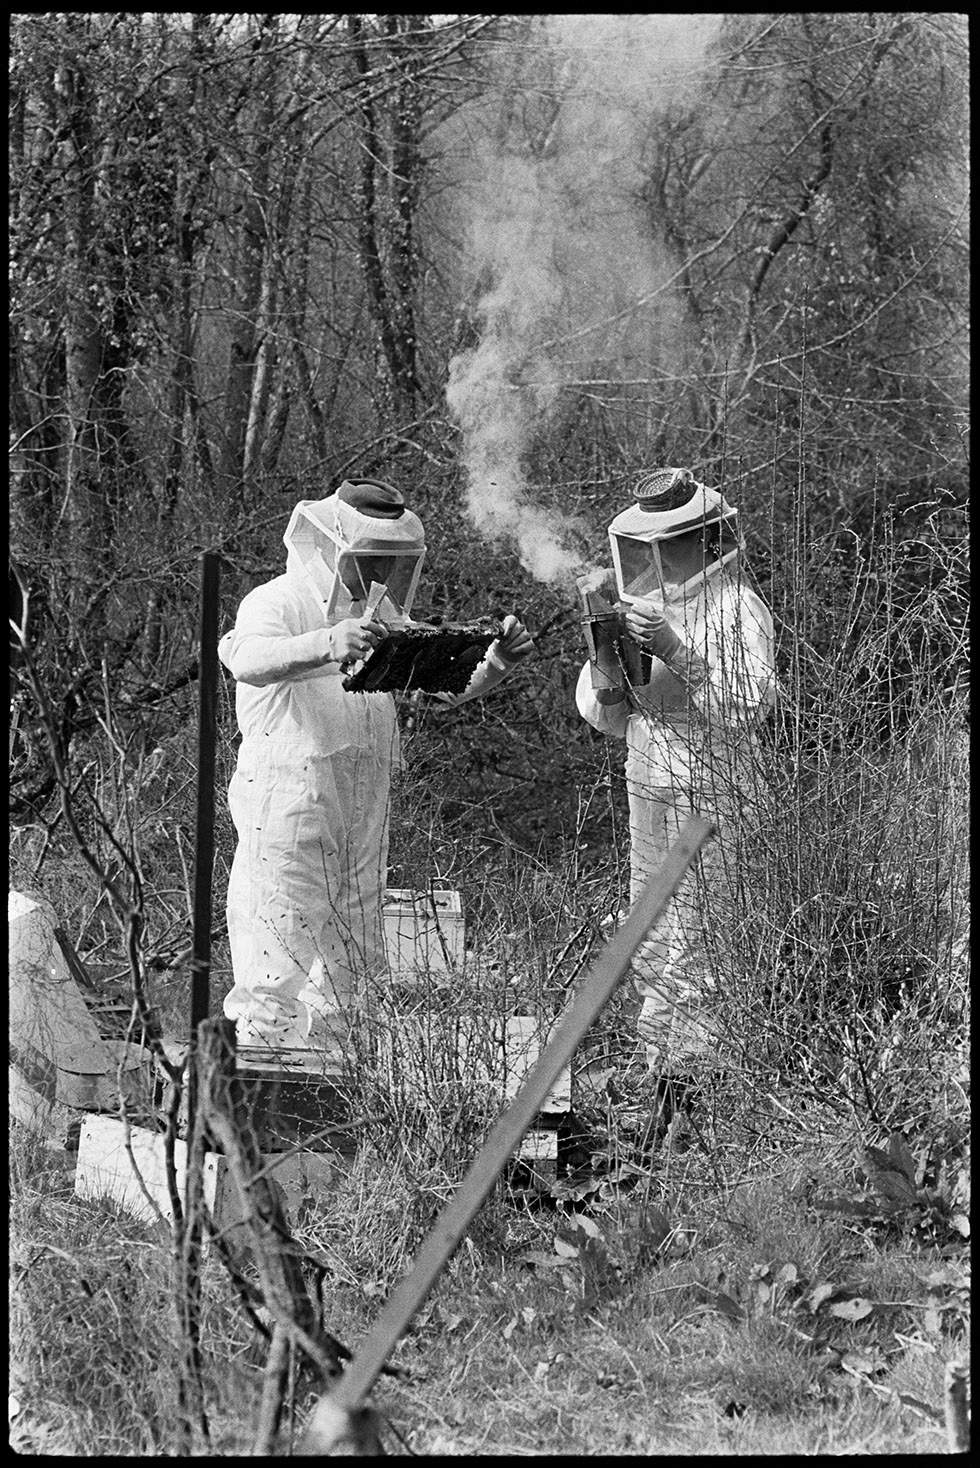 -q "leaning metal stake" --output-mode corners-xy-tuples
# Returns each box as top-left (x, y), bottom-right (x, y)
(298, 814), (715, 1453)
